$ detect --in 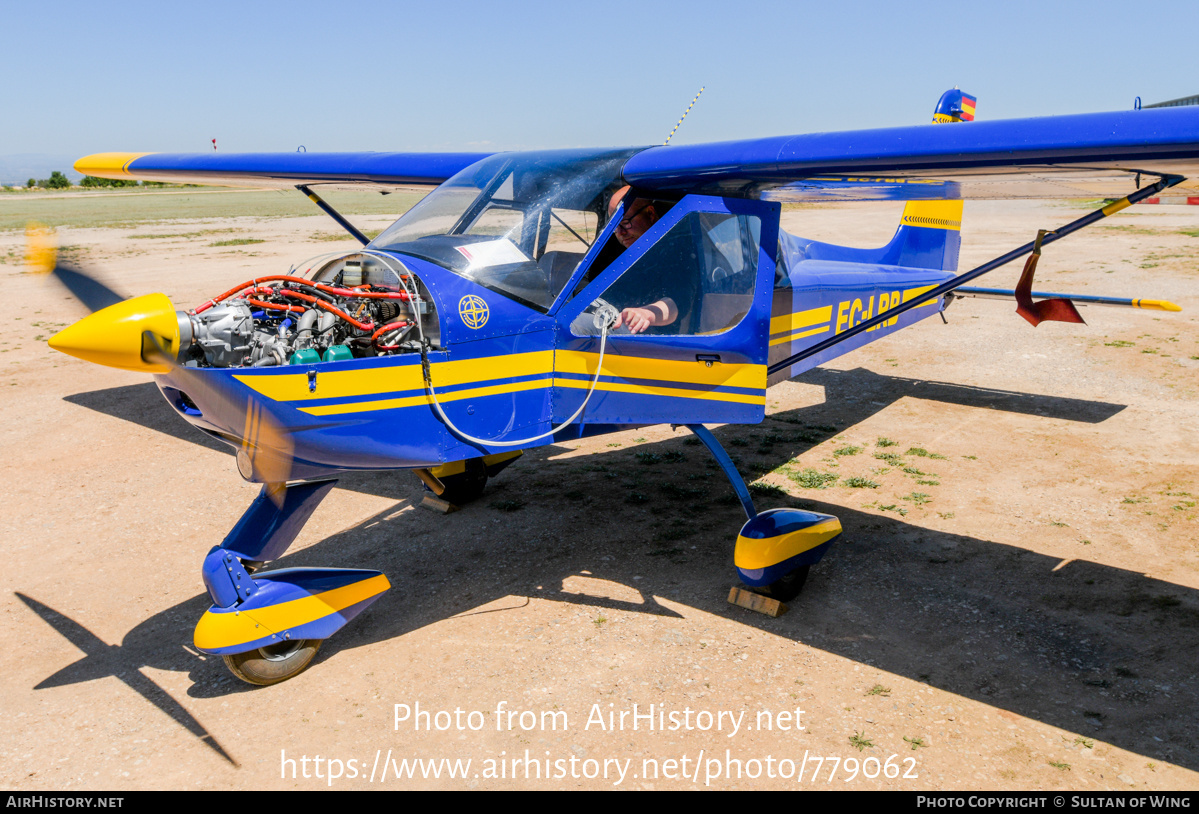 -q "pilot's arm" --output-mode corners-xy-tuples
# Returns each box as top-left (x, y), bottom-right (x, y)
(615, 298), (678, 334)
